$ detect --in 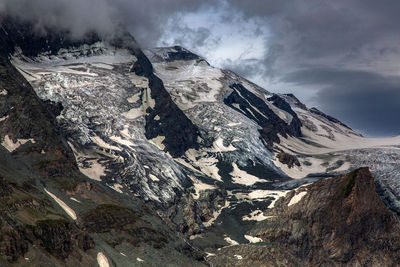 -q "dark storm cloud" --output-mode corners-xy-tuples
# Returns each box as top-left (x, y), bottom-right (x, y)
(0, 0), (117, 38)
(229, 0), (400, 60)
(0, 0), (211, 42)
(285, 68), (400, 136)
